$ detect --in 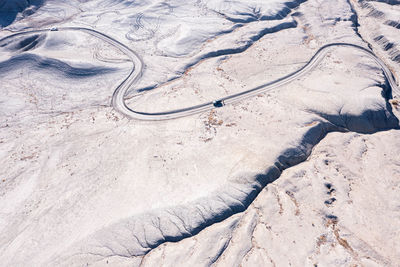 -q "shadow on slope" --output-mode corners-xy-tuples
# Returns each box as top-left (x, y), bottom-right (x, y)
(0, 0), (45, 28)
(0, 53), (117, 79)
(55, 82), (399, 263)
(0, 33), (47, 52)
